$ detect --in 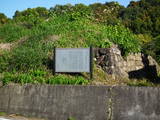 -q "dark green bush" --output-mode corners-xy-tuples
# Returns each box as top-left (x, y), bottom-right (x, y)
(143, 35), (160, 64)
